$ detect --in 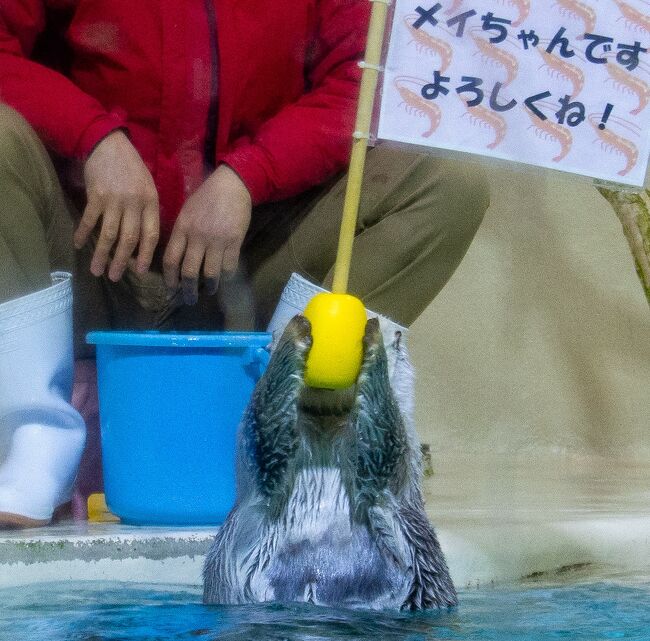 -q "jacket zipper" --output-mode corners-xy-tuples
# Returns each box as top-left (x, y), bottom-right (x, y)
(203, 0), (219, 172)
